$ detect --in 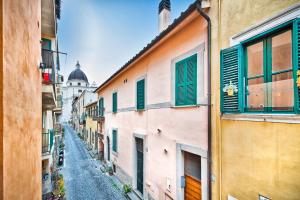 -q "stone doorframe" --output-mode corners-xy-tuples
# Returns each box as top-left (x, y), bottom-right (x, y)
(176, 143), (208, 200)
(132, 133), (147, 199)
